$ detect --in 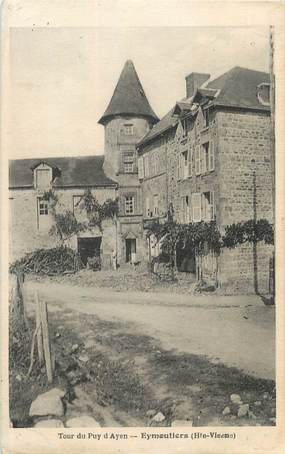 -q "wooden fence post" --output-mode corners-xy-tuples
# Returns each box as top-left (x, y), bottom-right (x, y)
(39, 298), (53, 383)
(35, 292), (44, 366)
